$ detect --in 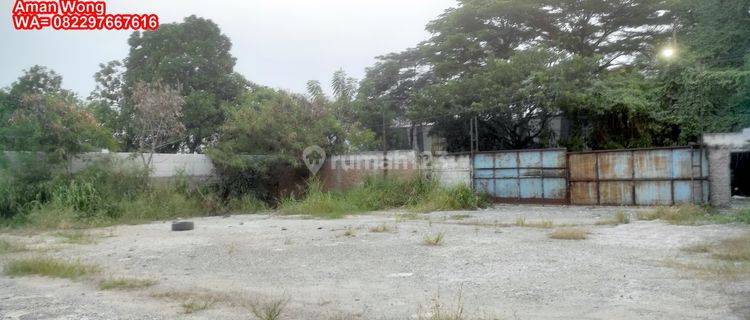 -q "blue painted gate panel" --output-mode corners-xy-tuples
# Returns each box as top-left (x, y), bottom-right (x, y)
(473, 149), (567, 203)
